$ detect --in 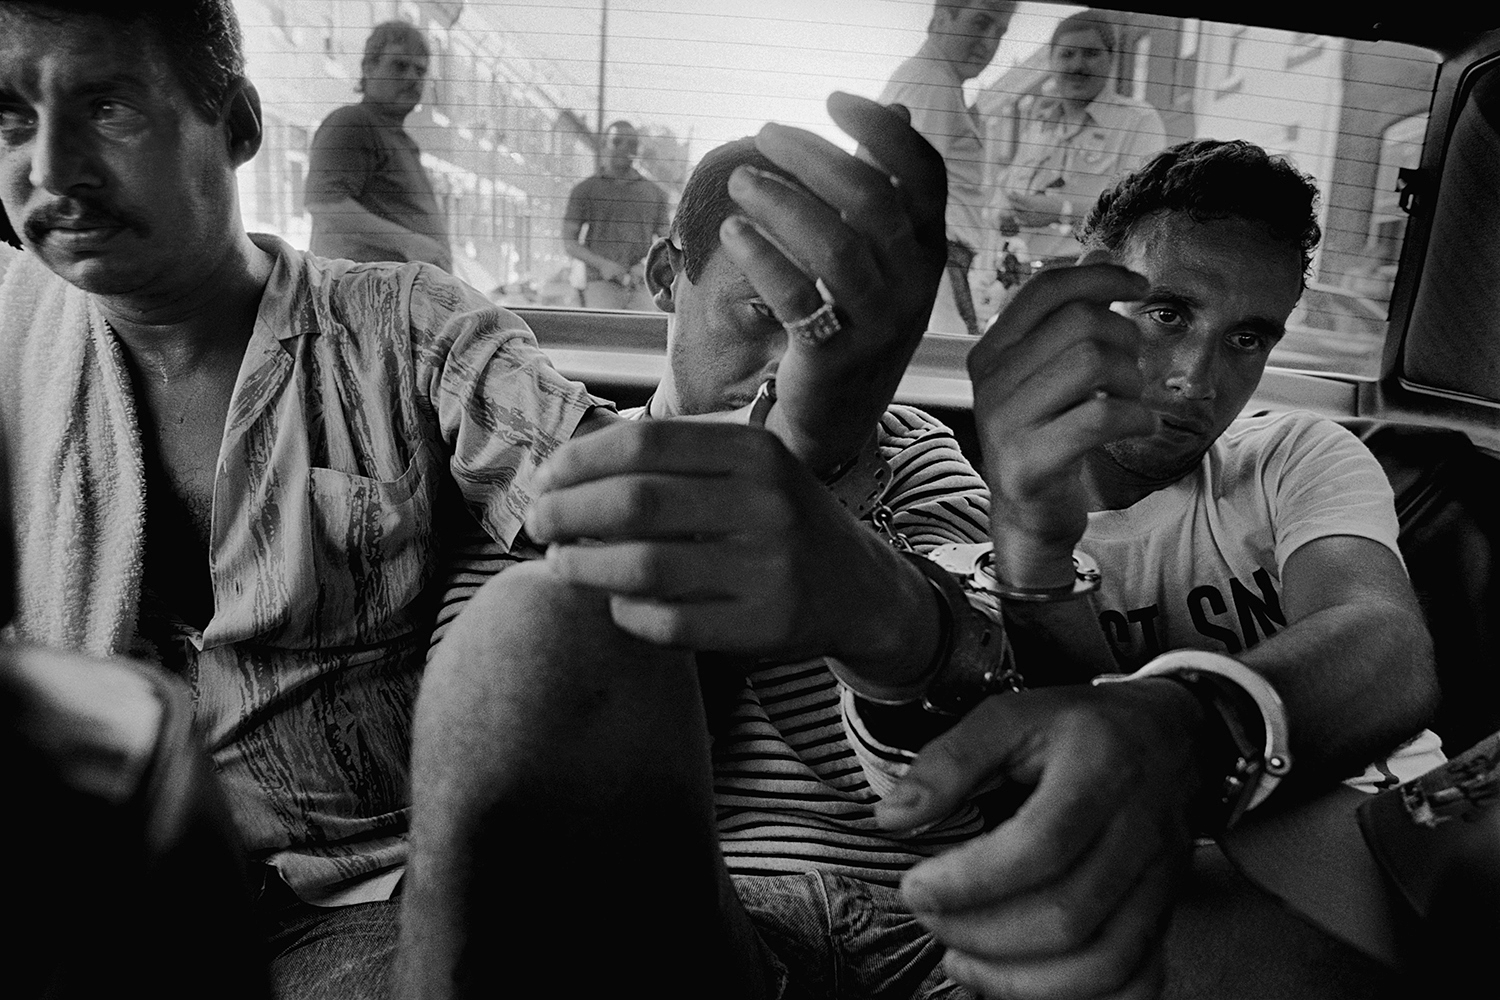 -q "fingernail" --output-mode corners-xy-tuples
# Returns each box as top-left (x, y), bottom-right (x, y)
(738, 165), (775, 187)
